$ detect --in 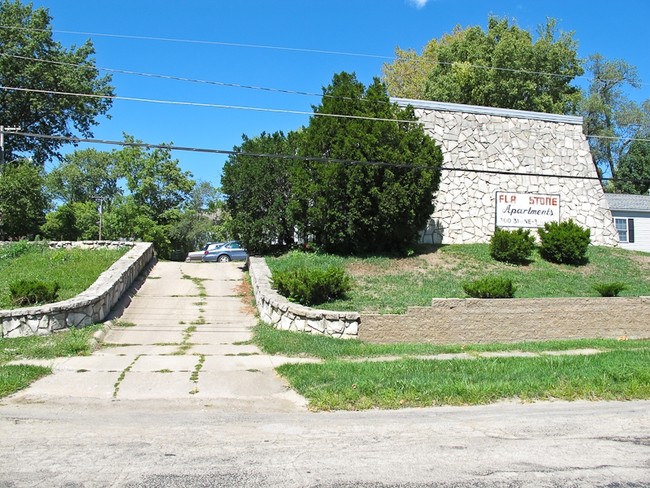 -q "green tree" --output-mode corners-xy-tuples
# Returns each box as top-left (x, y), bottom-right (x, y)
(0, 160), (49, 239)
(0, 0), (113, 164)
(116, 135), (194, 226)
(615, 138), (650, 194)
(582, 54), (650, 181)
(41, 201), (99, 240)
(167, 181), (230, 259)
(86, 137), (196, 258)
(46, 148), (120, 204)
(301, 72), (442, 254)
(40, 202), (78, 240)
(222, 131), (301, 254)
(383, 16), (583, 114)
